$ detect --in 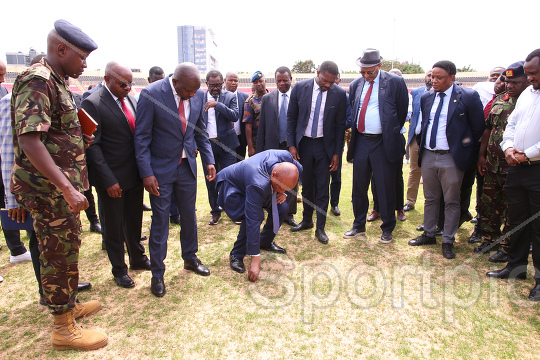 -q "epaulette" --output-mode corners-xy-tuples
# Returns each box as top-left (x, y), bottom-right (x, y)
(34, 66), (51, 81)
